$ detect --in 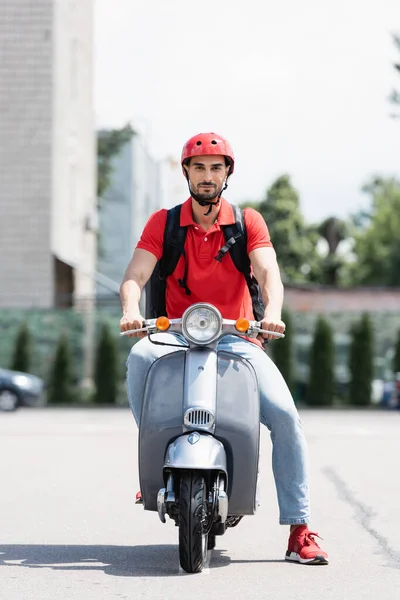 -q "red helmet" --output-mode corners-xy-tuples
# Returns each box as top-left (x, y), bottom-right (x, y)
(181, 132), (235, 174)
